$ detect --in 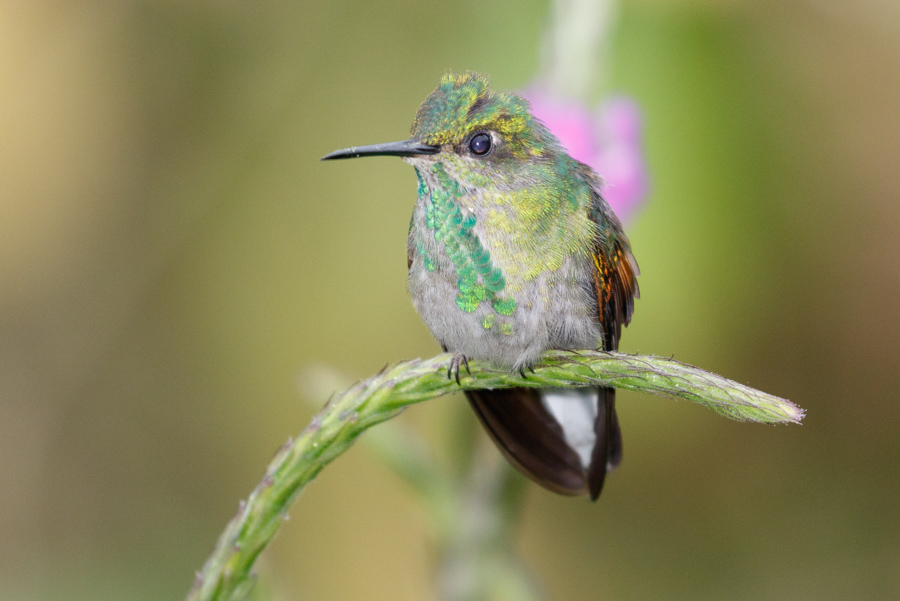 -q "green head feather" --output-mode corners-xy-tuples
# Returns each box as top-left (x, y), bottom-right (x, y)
(411, 72), (553, 159)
